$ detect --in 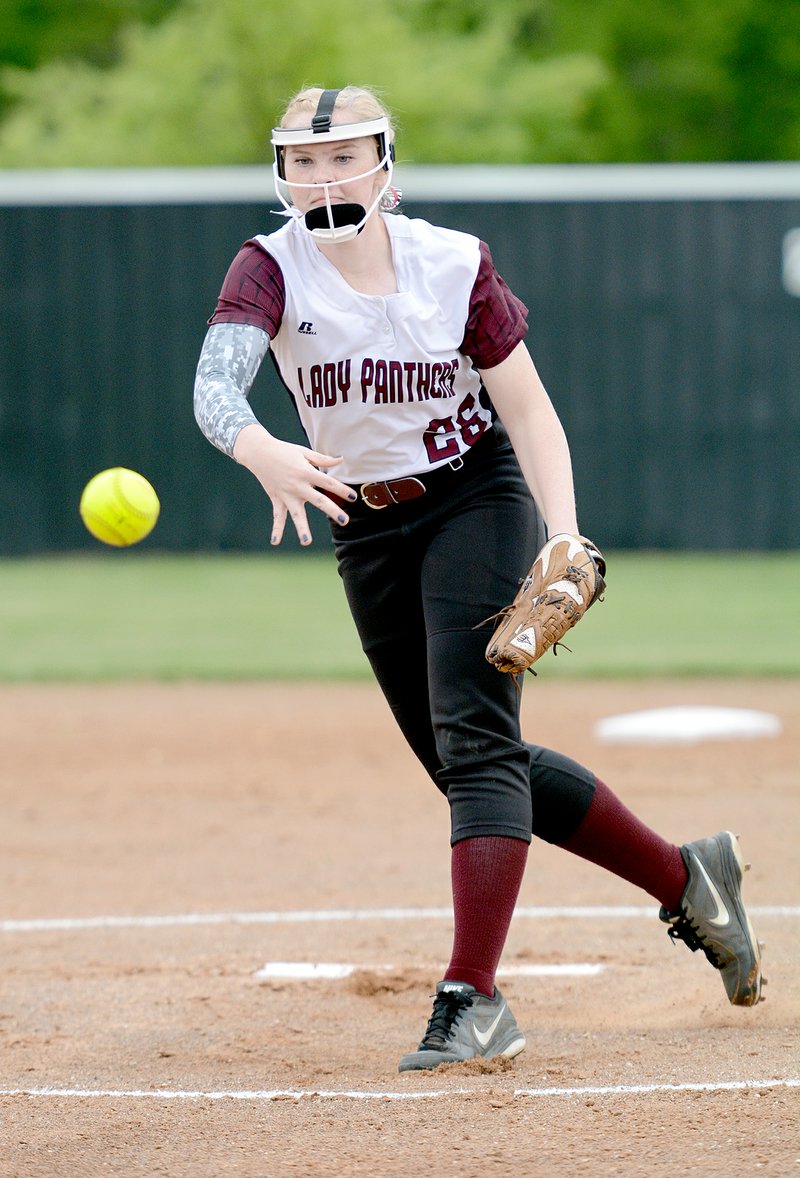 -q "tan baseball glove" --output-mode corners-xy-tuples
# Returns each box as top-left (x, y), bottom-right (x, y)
(485, 534), (606, 673)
